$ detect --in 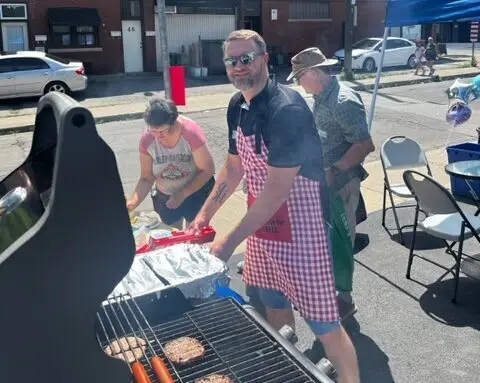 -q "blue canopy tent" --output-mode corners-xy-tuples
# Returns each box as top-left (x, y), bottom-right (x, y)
(368, 0), (480, 131)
